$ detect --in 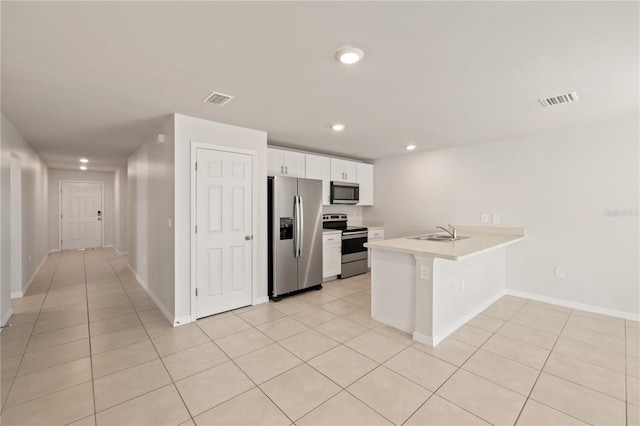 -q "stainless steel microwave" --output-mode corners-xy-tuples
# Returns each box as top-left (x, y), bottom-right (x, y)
(330, 181), (359, 204)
